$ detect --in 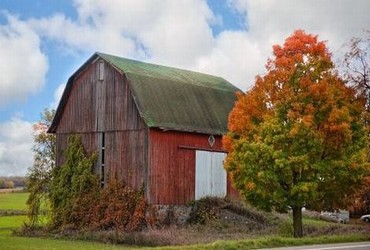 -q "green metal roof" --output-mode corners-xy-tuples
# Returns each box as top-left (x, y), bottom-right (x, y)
(49, 52), (240, 135)
(98, 53), (239, 135)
